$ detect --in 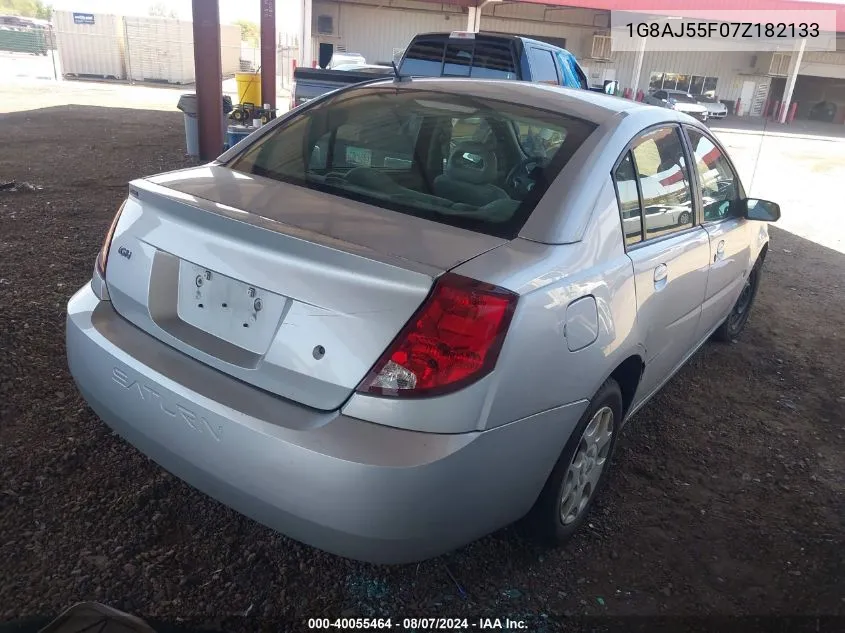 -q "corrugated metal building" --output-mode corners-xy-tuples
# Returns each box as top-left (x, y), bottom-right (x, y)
(53, 11), (126, 80)
(306, 0), (845, 121)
